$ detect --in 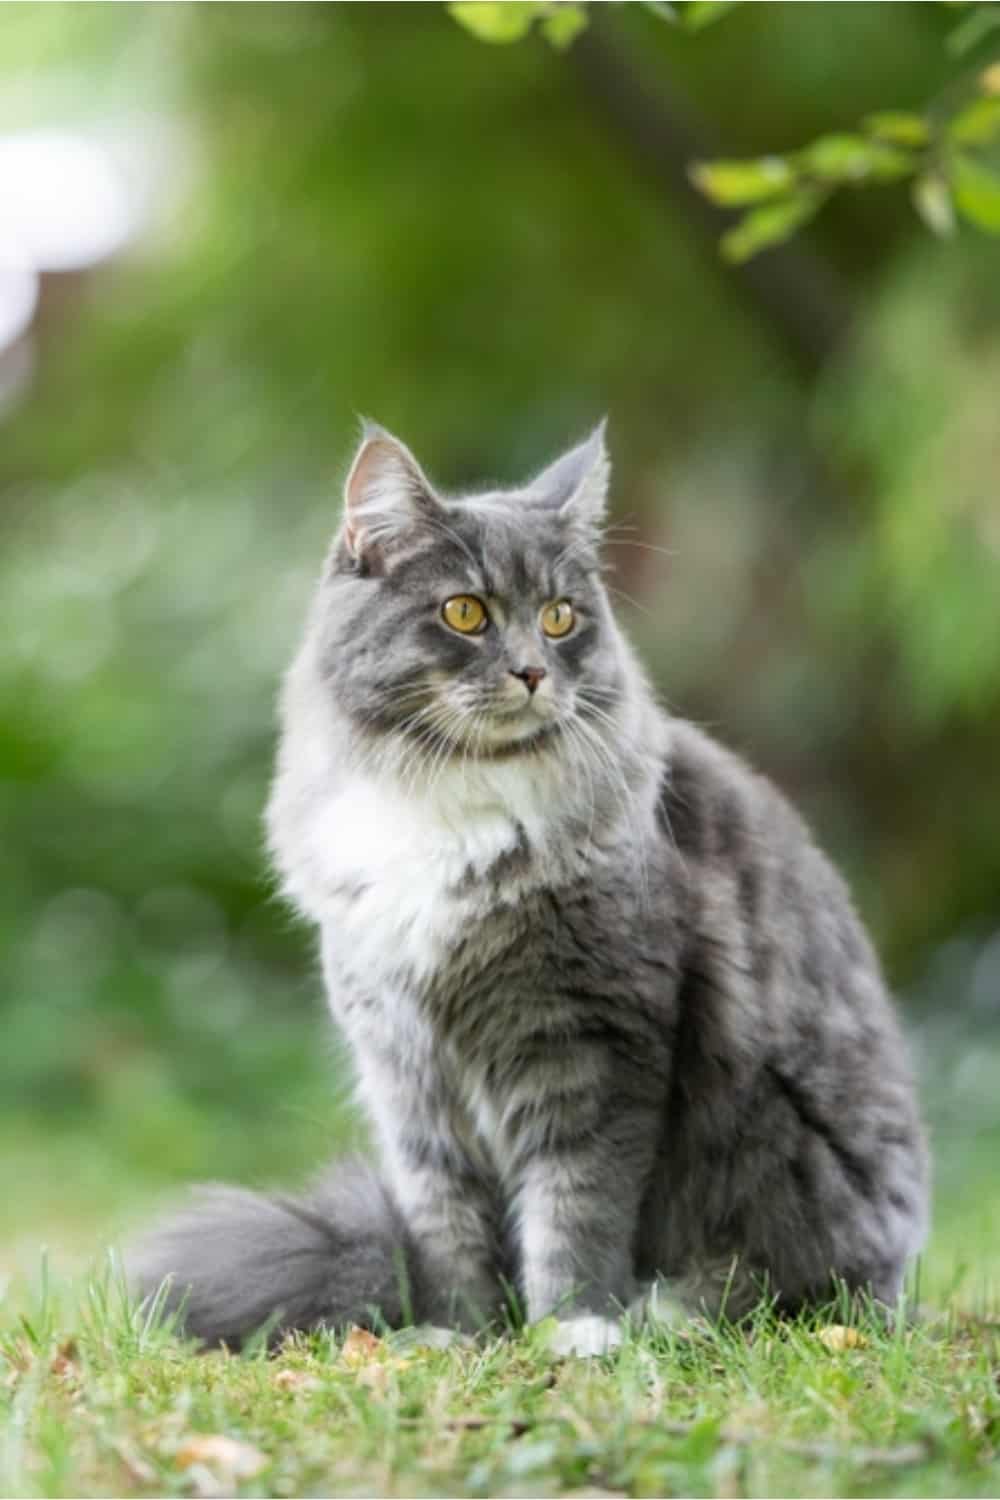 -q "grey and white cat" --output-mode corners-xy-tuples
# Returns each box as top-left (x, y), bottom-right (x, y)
(133, 424), (929, 1356)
